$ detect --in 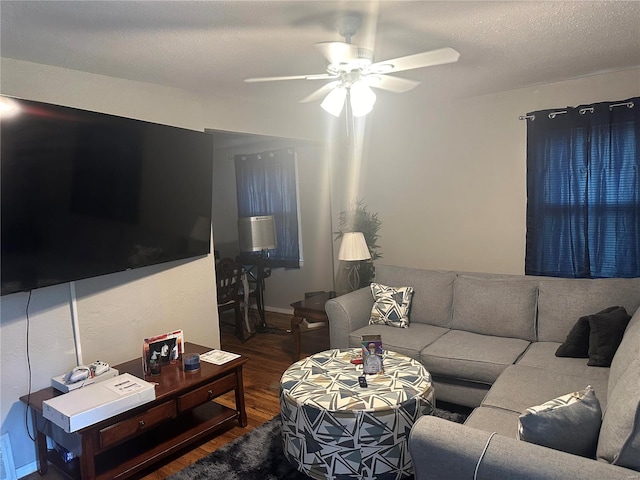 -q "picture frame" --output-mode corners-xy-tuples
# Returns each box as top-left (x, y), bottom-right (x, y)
(361, 334), (384, 375)
(142, 329), (184, 376)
